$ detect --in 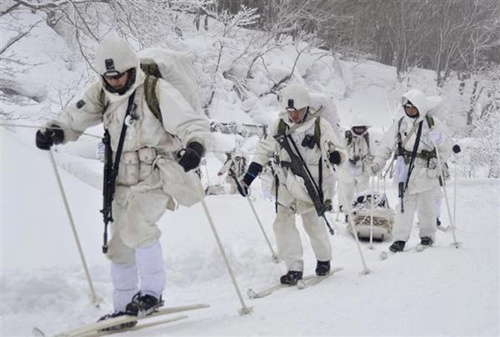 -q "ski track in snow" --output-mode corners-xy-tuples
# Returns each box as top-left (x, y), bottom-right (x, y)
(2, 126), (499, 337)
